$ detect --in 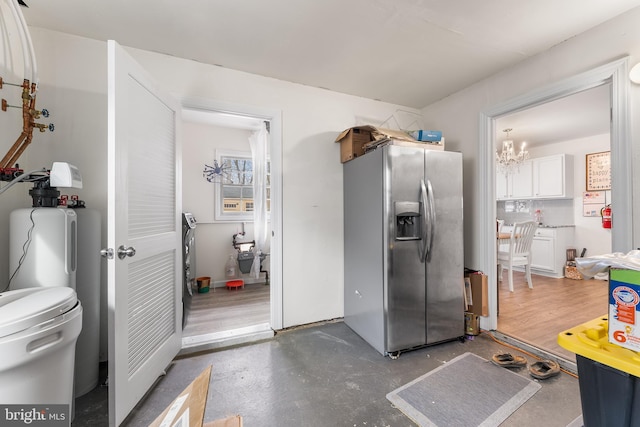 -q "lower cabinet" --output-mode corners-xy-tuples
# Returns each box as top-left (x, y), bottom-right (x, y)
(500, 225), (575, 278)
(531, 235), (555, 272)
(530, 227), (575, 278)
